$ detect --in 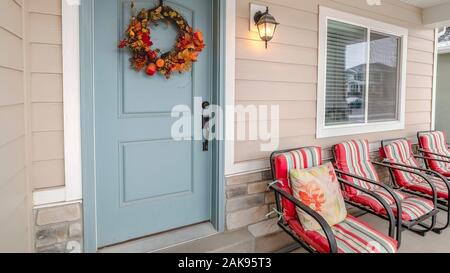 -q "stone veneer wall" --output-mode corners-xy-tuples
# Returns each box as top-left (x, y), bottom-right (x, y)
(224, 148), (395, 233)
(34, 203), (83, 253)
